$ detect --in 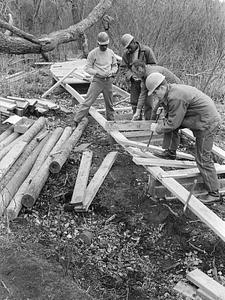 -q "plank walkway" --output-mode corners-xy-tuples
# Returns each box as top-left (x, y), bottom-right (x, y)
(50, 60), (225, 244)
